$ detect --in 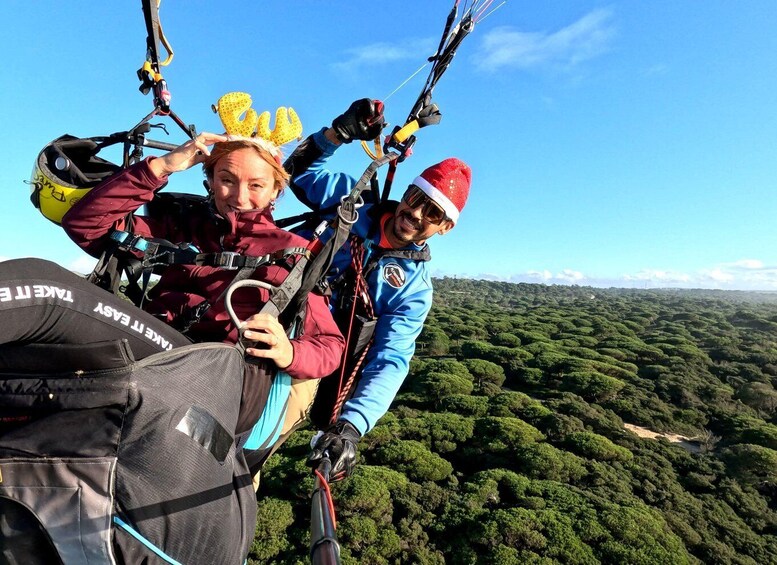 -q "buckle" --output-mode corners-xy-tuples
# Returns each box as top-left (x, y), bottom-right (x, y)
(110, 230), (149, 252)
(337, 194), (363, 225)
(215, 251), (241, 270)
